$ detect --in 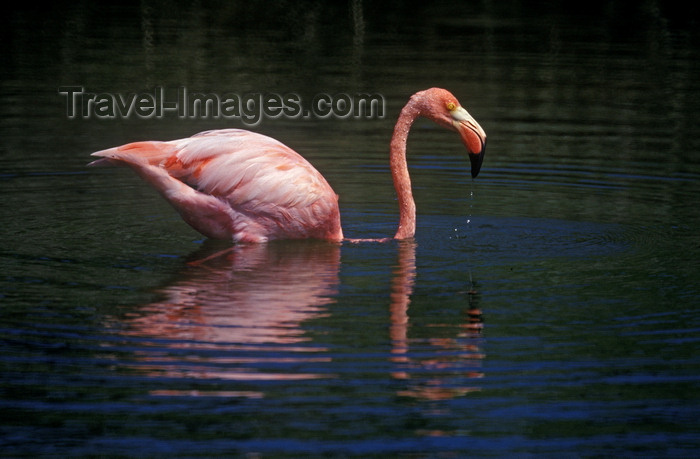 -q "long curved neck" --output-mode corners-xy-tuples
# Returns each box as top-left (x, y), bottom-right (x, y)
(390, 101), (421, 239)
